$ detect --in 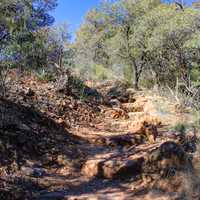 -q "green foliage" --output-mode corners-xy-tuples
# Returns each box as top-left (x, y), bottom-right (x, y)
(0, 0), (59, 69)
(75, 0), (200, 94)
(92, 64), (114, 81)
(140, 71), (155, 89)
(191, 110), (200, 127)
(191, 67), (200, 86)
(35, 68), (56, 82)
(1, 0), (200, 111)
(75, 0), (163, 88)
(173, 123), (186, 134)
